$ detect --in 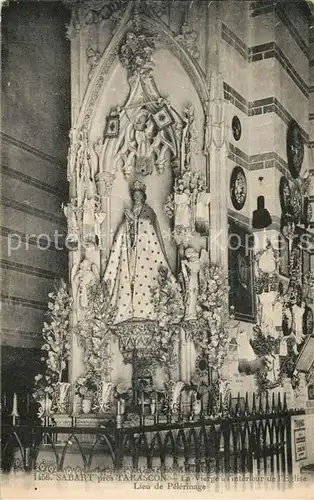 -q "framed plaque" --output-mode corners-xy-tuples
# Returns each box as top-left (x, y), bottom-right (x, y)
(295, 335), (314, 372)
(228, 221), (256, 322)
(286, 120), (304, 179)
